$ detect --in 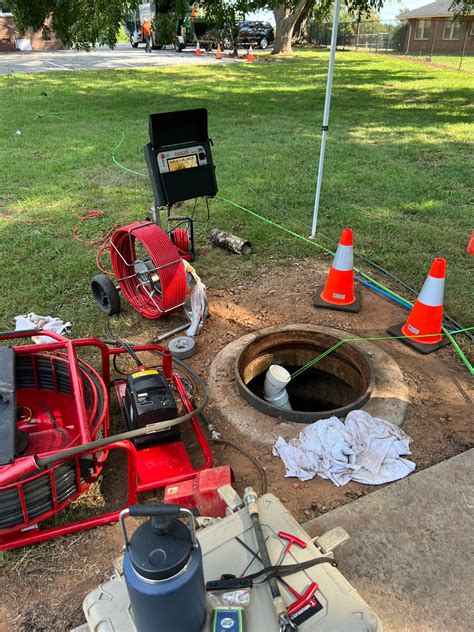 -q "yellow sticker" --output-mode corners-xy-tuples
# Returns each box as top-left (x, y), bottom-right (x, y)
(167, 487), (179, 495)
(131, 369), (159, 379)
